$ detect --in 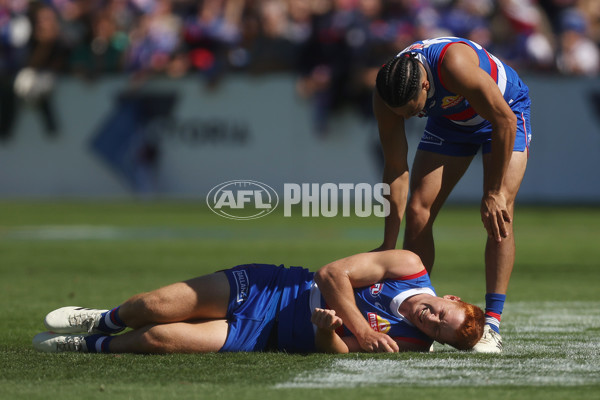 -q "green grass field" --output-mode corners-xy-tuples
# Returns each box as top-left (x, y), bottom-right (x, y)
(1, 201), (599, 400)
